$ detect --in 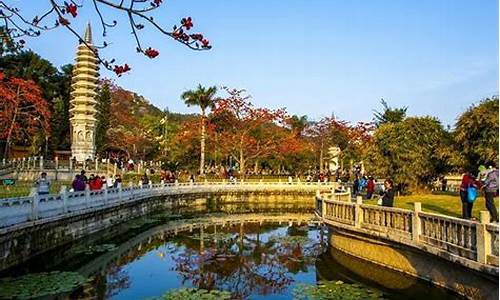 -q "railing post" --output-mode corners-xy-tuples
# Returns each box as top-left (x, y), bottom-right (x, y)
(55, 156), (59, 170)
(347, 187), (351, 200)
(31, 191), (39, 221)
(355, 196), (363, 228)
(39, 156), (43, 171)
(113, 163), (117, 177)
(412, 202), (422, 242)
(69, 158), (73, 170)
(95, 157), (99, 171)
(118, 183), (123, 201)
(476, 211), (491, 264)
(2, 158), (5, 166)
(103, 185), (108, 205)
(85, 185), (90, 208)
(60, 185), (68, 213)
